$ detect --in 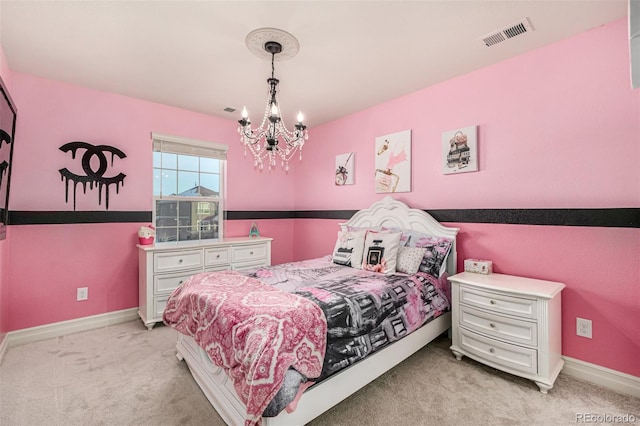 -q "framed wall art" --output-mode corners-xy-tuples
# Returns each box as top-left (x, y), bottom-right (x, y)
(0, 76), (17, 240)
(374, 129), (411, 193)
(442, 125), (478, 175)
(335, 152), (354, 185)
